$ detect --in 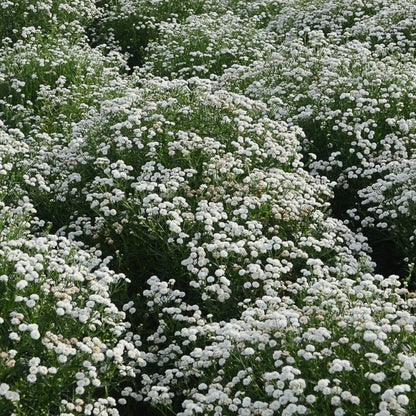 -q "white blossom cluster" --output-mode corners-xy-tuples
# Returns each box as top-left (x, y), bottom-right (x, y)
(358, 157), (416, 265)
(0, 0), (99, 41)
(141, 12), (278, 78)
(218, 30), (416, 184)
(0, 124), (146, 414)
(139, 272), (416, 416)
(2, 0), (416, 415)
(25, 78), (376, 306)
(89, 0), (229, 69)
(0, 29), (128, 134)
(0, 217), (145, 414)
(269, 0), (416, 53)
(90, 0), (287, 71)
(213, 2), (416, 273)
(17, 75), (416, 414)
